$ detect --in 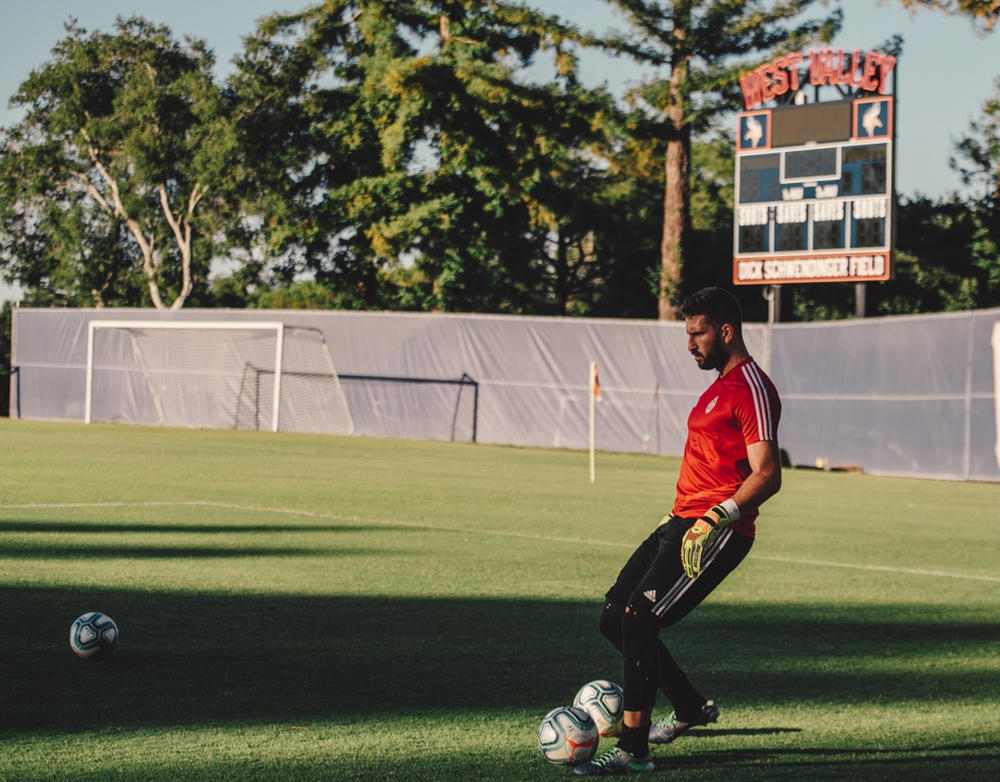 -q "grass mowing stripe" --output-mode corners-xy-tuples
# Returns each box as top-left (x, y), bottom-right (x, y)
(5, 500), (998, 583)
(0, 500), (633, 550)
